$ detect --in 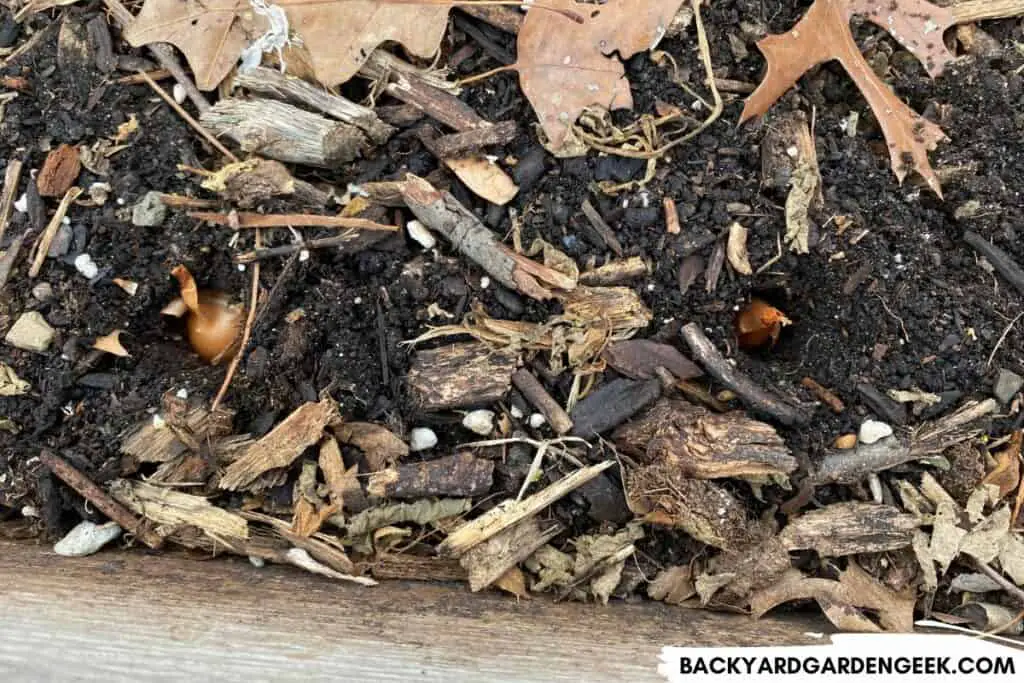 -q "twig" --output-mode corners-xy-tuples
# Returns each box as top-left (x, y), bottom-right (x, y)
(800, 377), (845, 413)
(580, 199), (624, 257)
(137, 70), (236, 161)
(987, 311), (1024, 367)
(680, 322), (810, 426)
(0, 230), (28, 291)
(512, 368), (574, 435)
(114, 69), (172, 85)
(951, 0), (1024, 24)
(964, 230), (1024, 297)
(973, 560), (1024, 608)
(212, 230), (262, 411)
(101, 0), (210, 113)
(28, 186), (81, 278)
(38, 450), (163, 550)
(663, 197), (680, 235)
(0, 159), (24, 246)
(191, 211), (397, 231)
(157, 193), (221, 209)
